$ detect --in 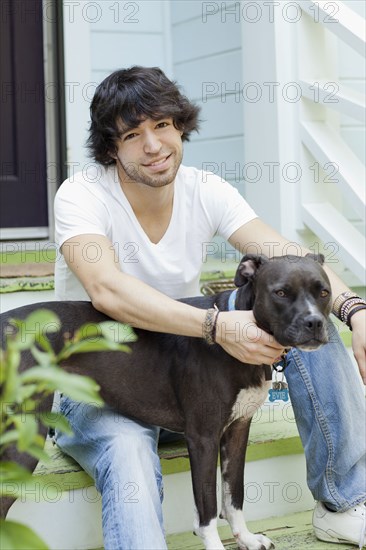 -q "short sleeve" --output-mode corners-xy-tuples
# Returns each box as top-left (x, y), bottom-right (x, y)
(54, 178), (111, 247)
(199, 171), (258, 240)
